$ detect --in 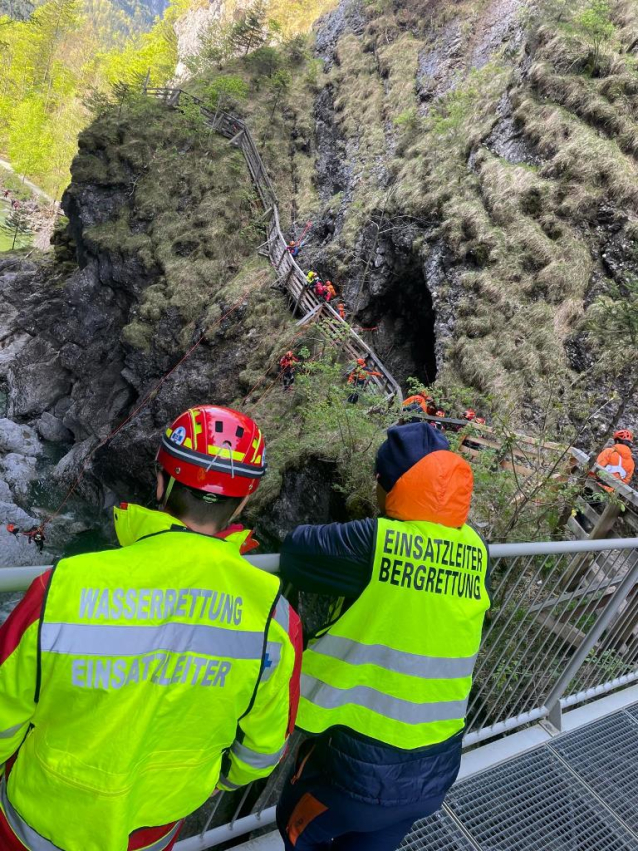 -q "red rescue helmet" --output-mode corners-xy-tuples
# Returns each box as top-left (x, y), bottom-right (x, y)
(614, 429), (634, 443)
(464, 409), (476, 420)
(285, 350), (293, 357)
(435, 410), (446, 418)
(475, 417), (486, 425)
(156, 406), (266, 499)
(357, 358), (366, 366)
